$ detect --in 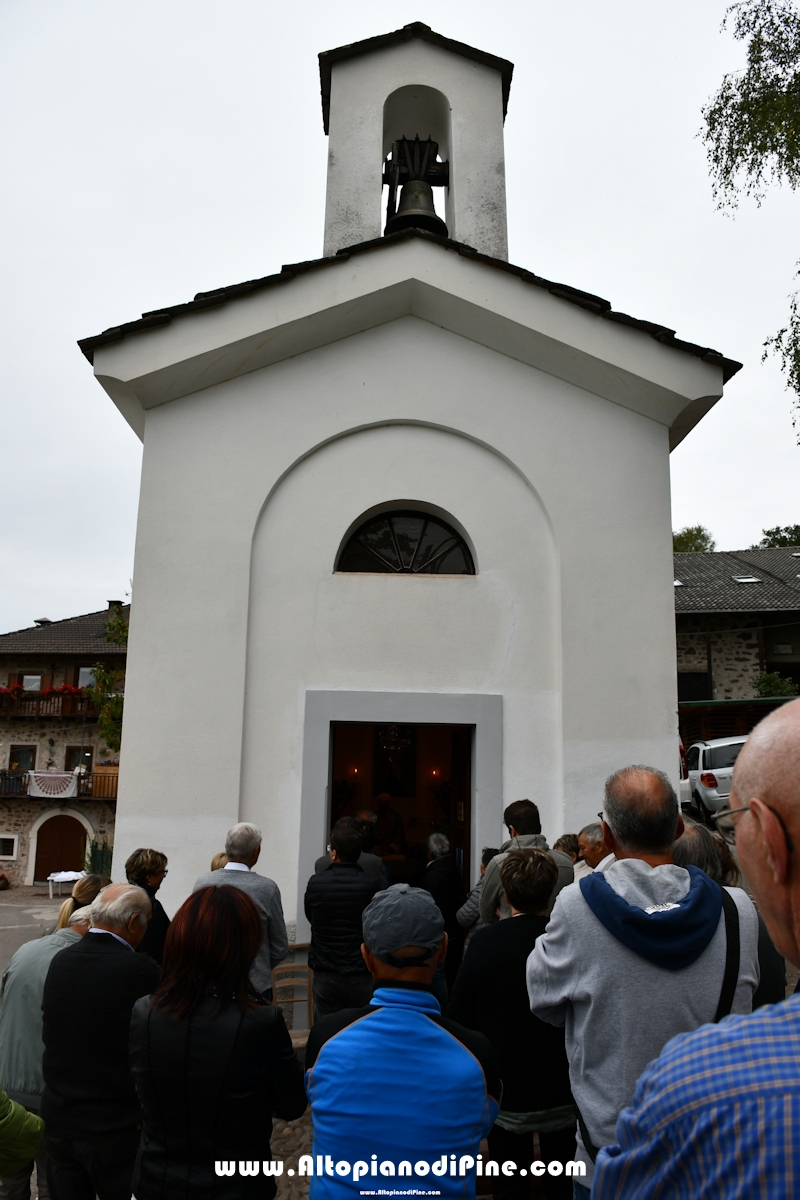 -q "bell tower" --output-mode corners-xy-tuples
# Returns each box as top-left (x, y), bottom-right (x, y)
(319, 23), (513, 260)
